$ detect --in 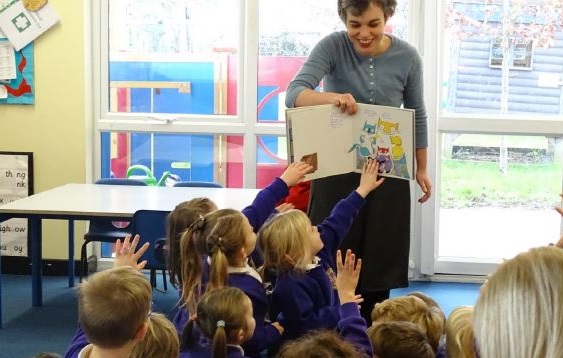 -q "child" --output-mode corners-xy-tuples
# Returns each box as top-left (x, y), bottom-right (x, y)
(276, 249), (374, 358)
(368, 321), (435, 358)
(63, 266), (152, 358)
(258, 159), (384, 339)
(182, 287), (256, 358)
(369, 295), (444, 353)
(167, 197), (218, 289)
(444, 306), (477, 358)
(130, 312), (180, 358)
(179, 161), (313, 357)
(63, 234), (152, 358)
